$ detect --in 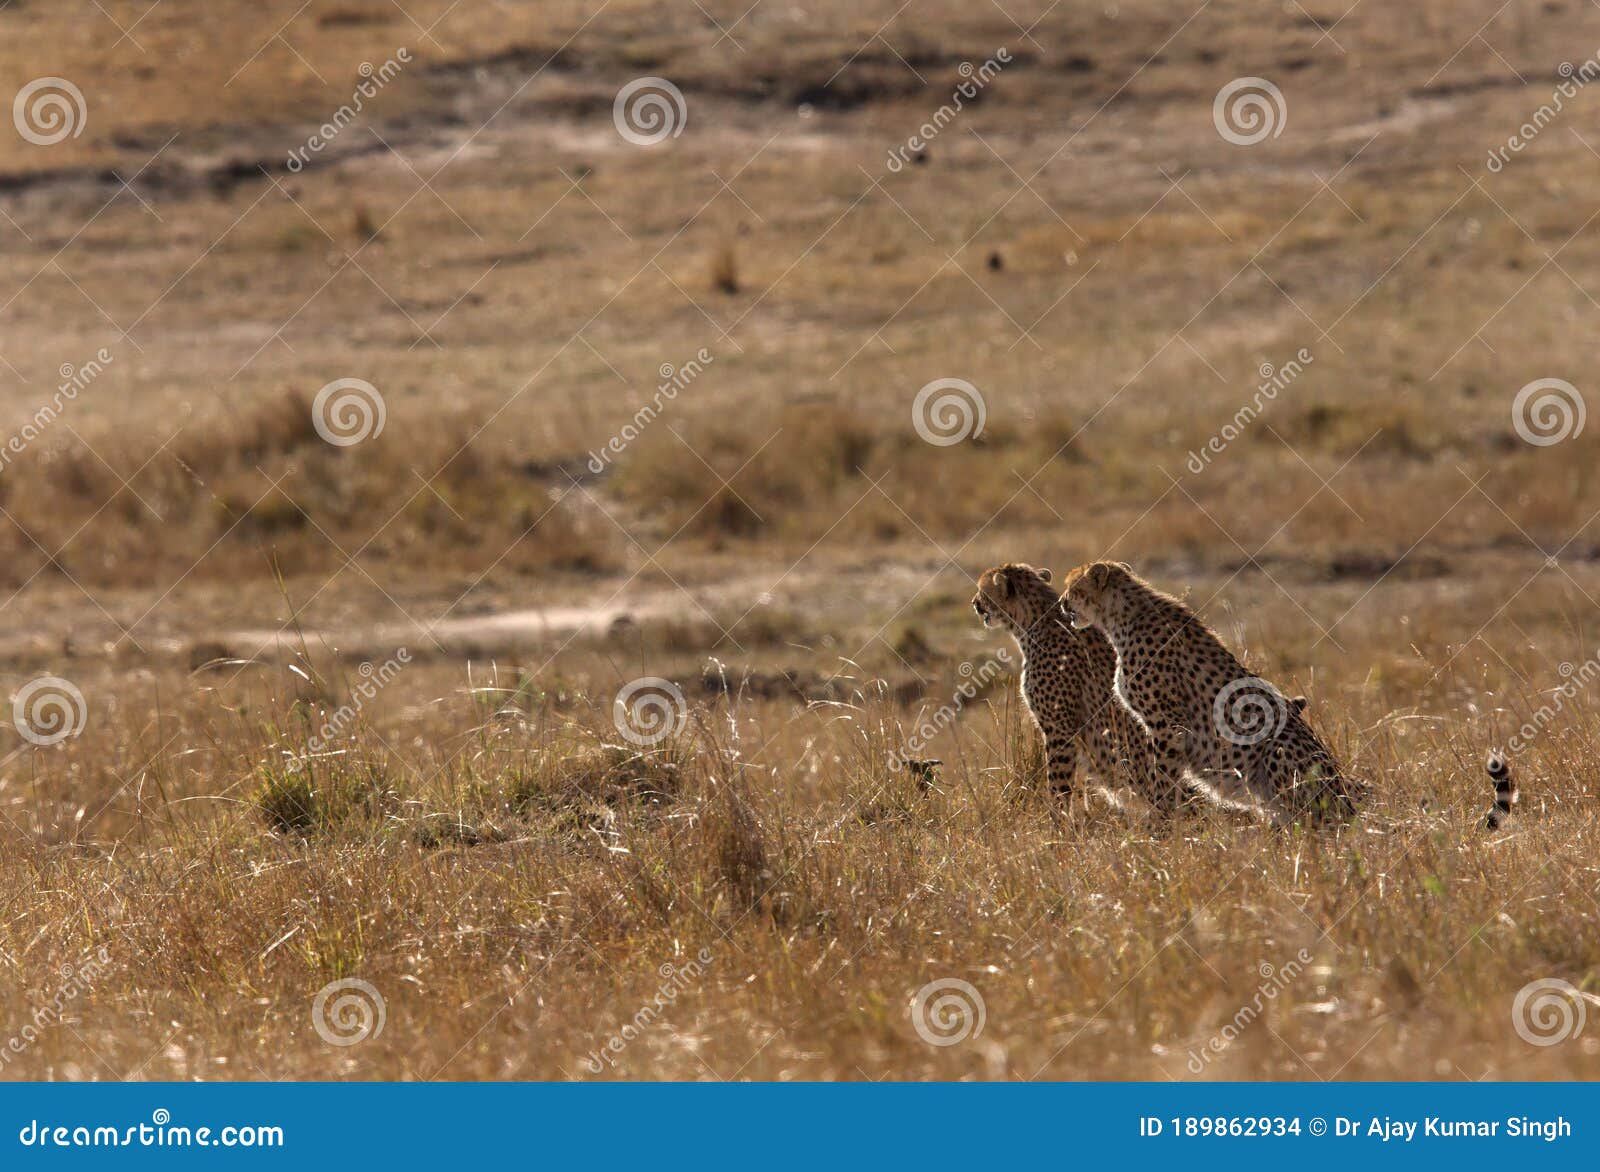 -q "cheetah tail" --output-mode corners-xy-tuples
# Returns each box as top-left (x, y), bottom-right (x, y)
(1485, 751), (1518, 830)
